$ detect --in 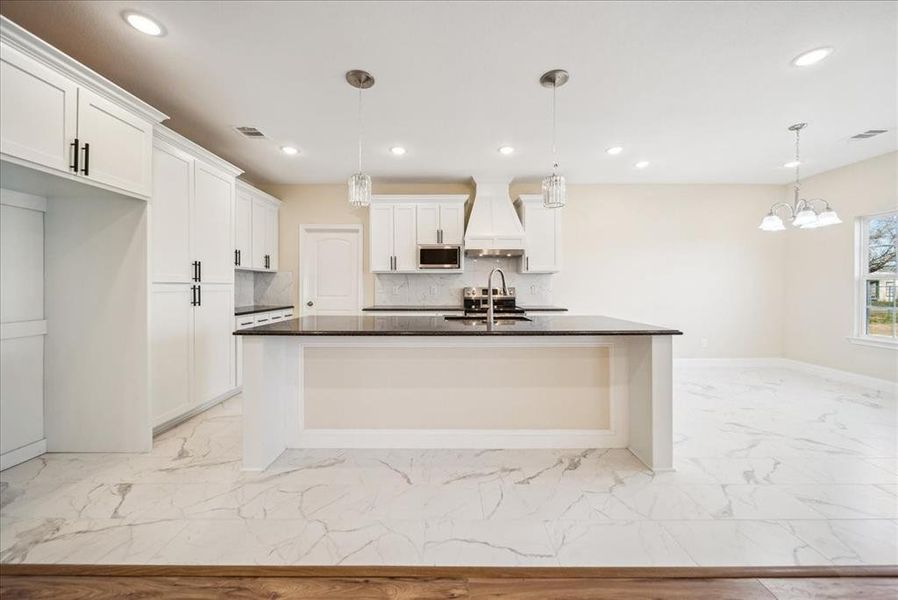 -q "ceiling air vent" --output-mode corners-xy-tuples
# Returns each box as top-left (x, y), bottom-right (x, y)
(234, 126), (267, 139)
(850, 129), (888, 139)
